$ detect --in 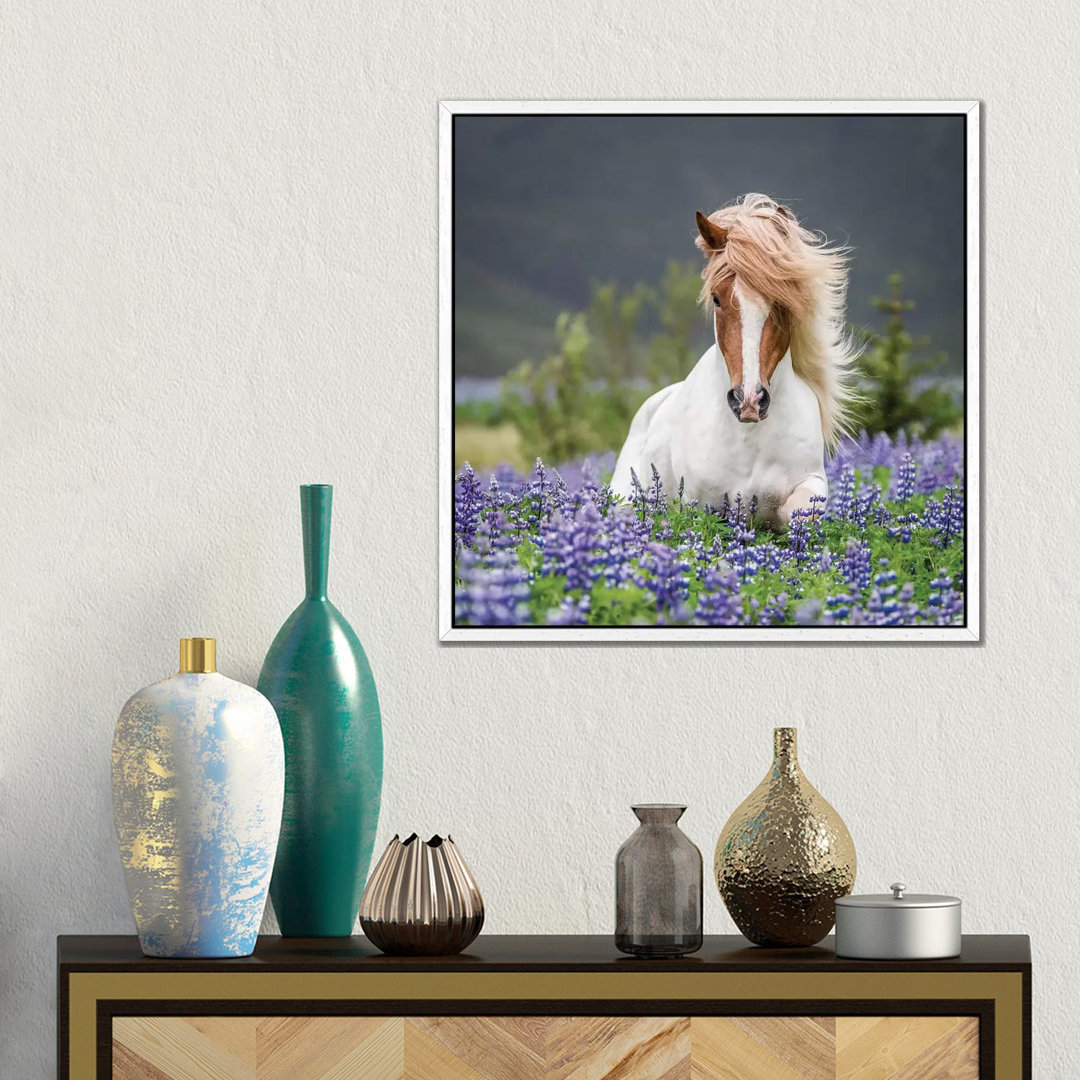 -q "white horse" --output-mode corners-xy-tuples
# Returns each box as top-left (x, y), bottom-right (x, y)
(612, 194), (859, 529)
